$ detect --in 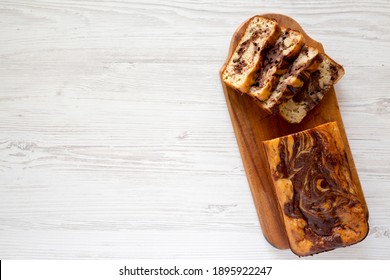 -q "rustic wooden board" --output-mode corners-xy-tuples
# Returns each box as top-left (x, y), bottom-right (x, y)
(219, 13), (369, 250)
